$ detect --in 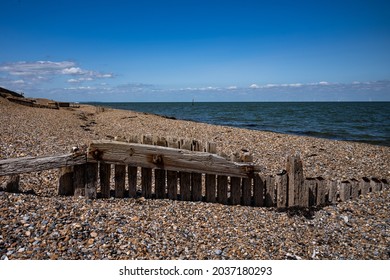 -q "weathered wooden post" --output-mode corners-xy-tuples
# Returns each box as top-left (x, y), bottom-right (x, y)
(179, 139), (192, 201)
(230, 177), (241, 205)
(73, 164), (86, 197)
(370, 177), (382, 192)
(205, 142), (217, 203)
(305, 178), (317, 207)
(6, 174), (20, 193)
(141, 135), (153, 198)
(241, 150), (253, 206)
(286, 154), (304, 207)
(265, 175), (275, 207)
(253, 174), (264, 207)
(276, 170), (288, 209)
(191, 140), (203, 201)
(167, 138), (179, 200)
(316, 177), (327, 206)
(359, 177), (370, 196)
(58, 166), (74, 196)
(99, 163), (111, 198)
(339, 180), (351, 202)
(241, 177), (252, 206)
(85, 163), (98, 199)
(115, 164), (126, 198)
(350, 178), (359, 200)
(127, 135), (139, 198)
(327, 180), (337, 204)
(217, 175), (228, 204)
(155, 136), (167, 199)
